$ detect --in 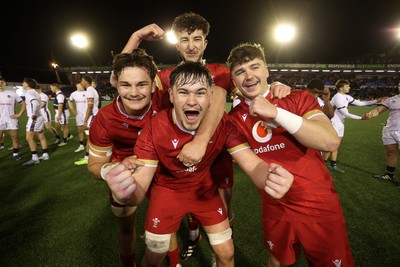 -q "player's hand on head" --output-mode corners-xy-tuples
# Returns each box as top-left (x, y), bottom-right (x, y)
(264, 162), (294, 199)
